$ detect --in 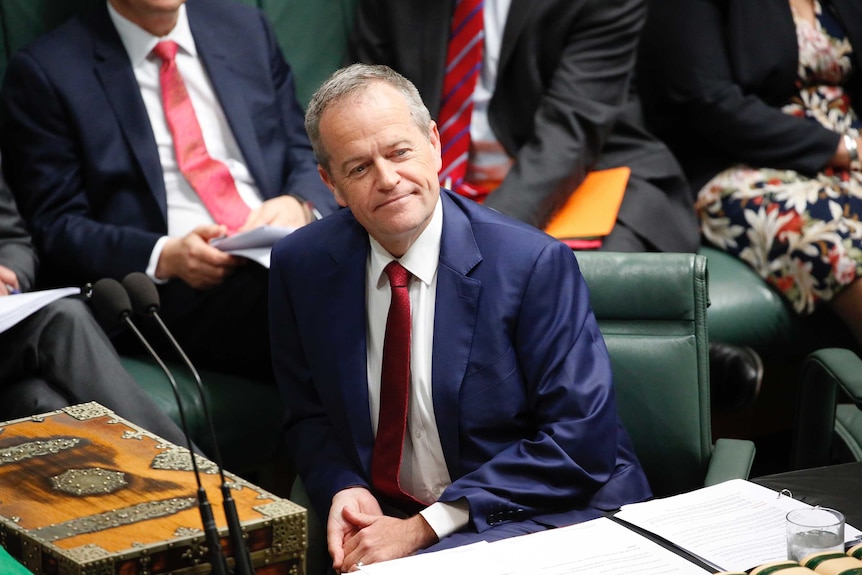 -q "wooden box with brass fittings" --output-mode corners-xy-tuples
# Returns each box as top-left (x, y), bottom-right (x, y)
(0, 403), (306, 575)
